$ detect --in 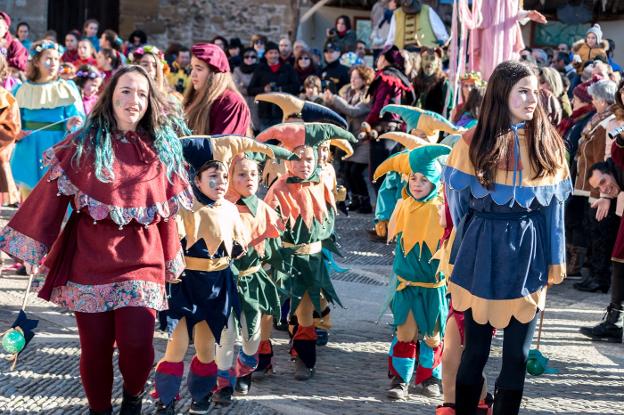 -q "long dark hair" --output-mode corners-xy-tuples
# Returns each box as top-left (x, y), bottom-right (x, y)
(469, 61), (565, 188)
(335, 15), (352, 31)
(72, 65), (189, 182)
